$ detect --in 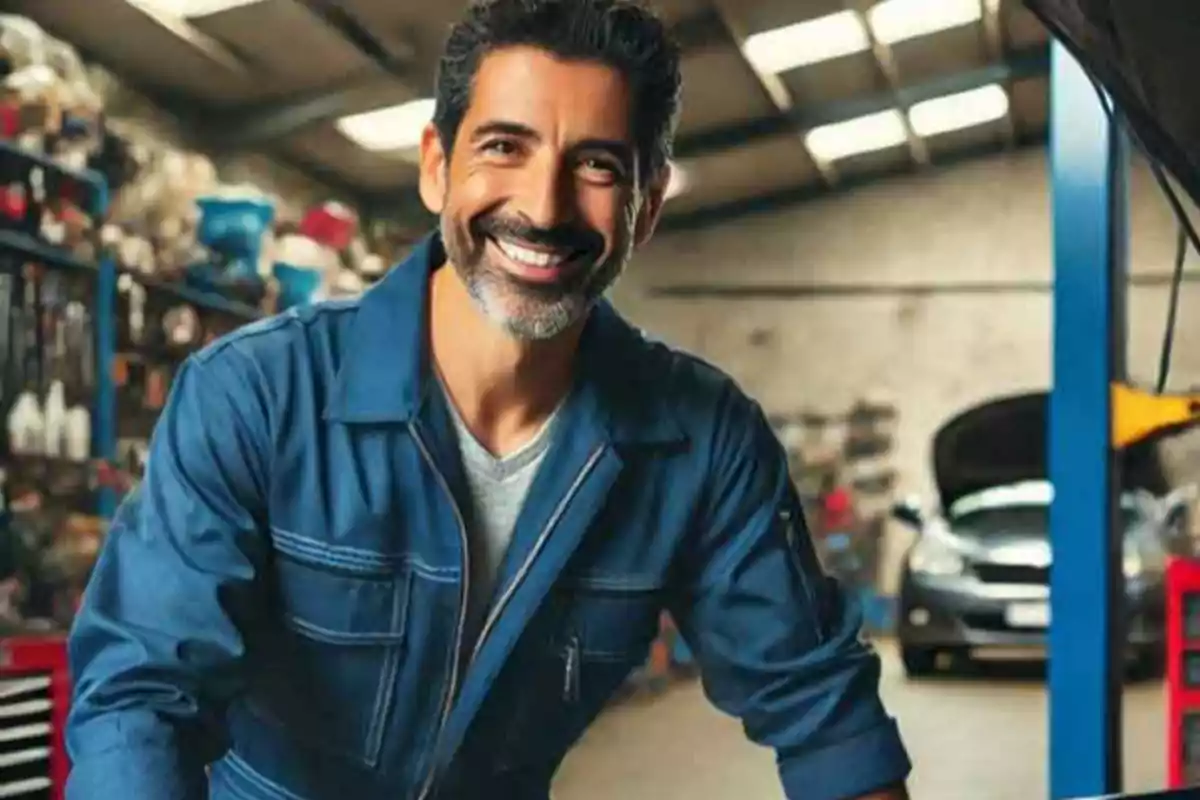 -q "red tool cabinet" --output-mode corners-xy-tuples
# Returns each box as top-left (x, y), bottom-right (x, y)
(0, 635), (69, 800)
(1166, 557), (1200, 788)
